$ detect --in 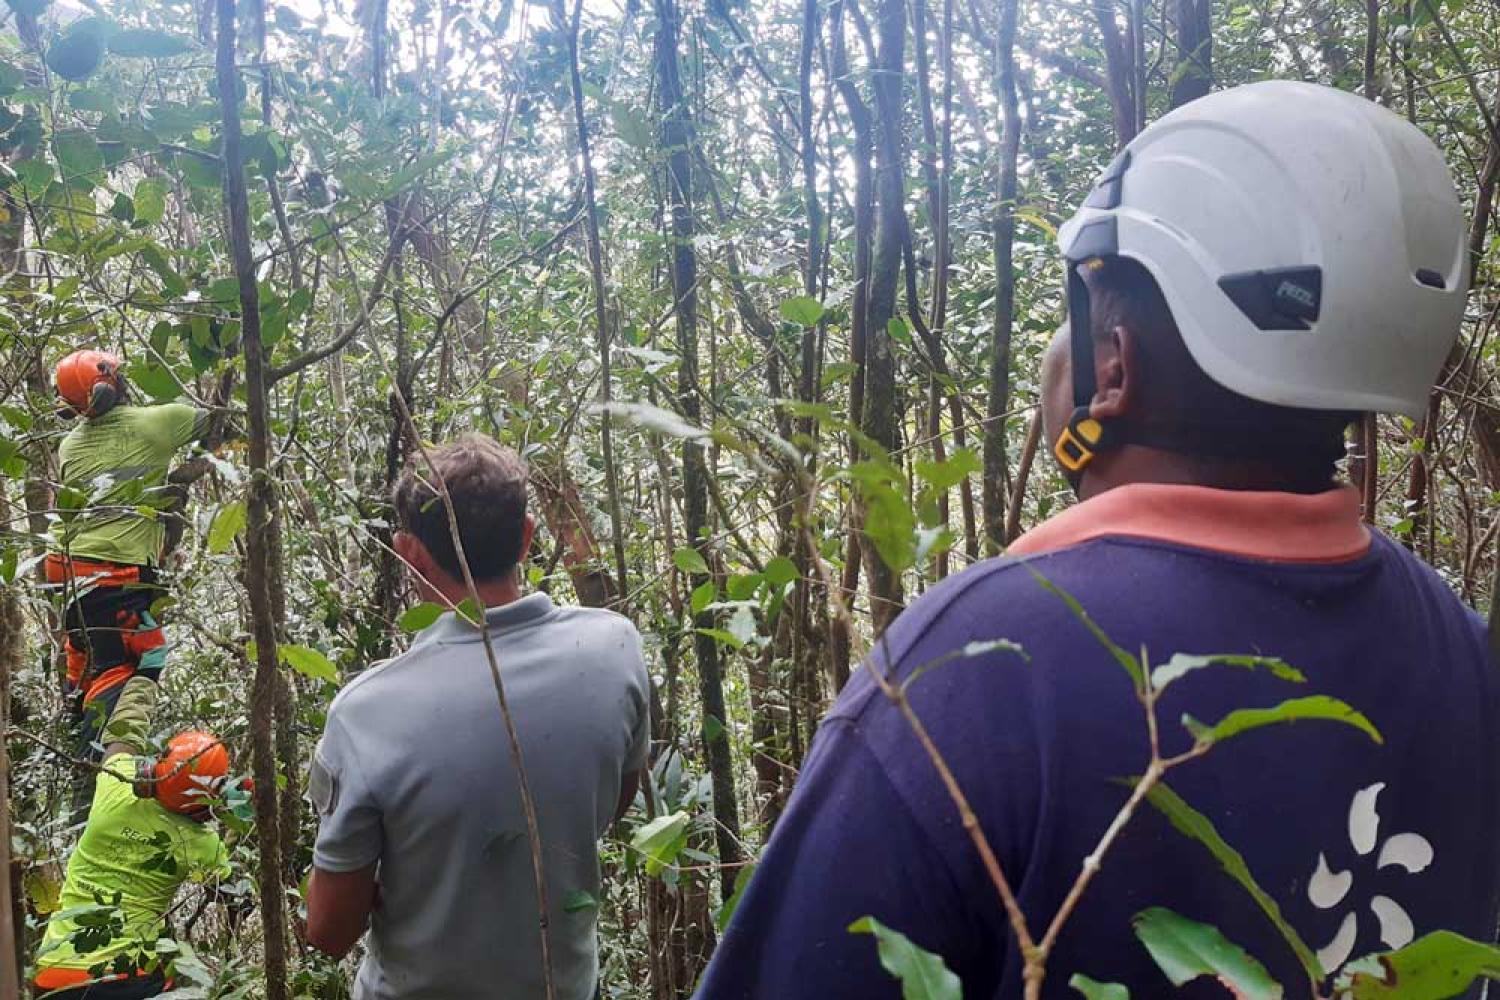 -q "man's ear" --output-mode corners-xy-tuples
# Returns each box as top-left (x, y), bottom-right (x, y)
(518, 513), (537, 567)
(1088, 325), (1140, 422)
(393, 531), (427, 575)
